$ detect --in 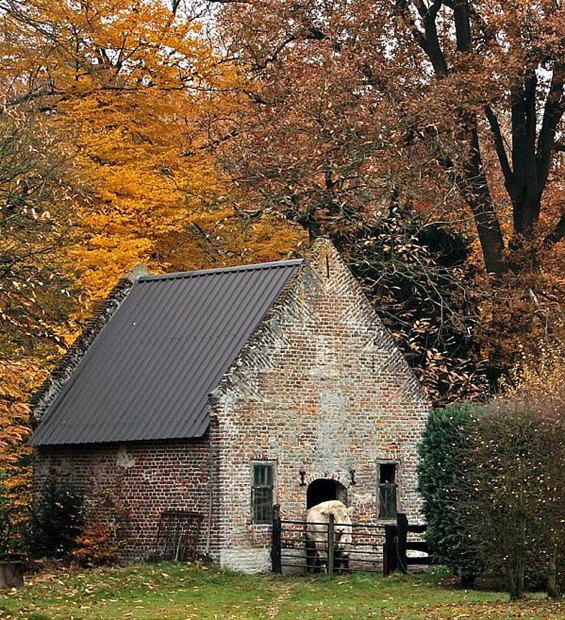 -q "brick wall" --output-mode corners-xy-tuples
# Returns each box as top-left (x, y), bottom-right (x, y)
(34, 438), (211, 561)
(210, 239), (430, 572)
